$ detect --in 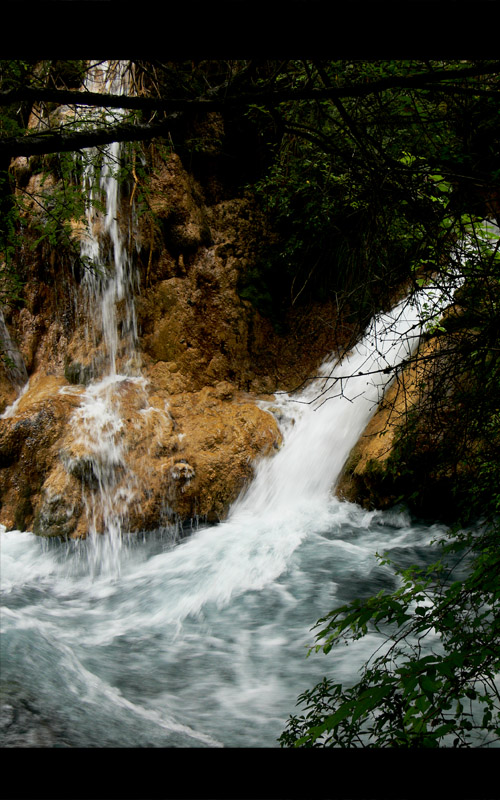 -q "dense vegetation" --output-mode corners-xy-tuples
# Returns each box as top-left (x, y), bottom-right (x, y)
(1, 59), (499, 747)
